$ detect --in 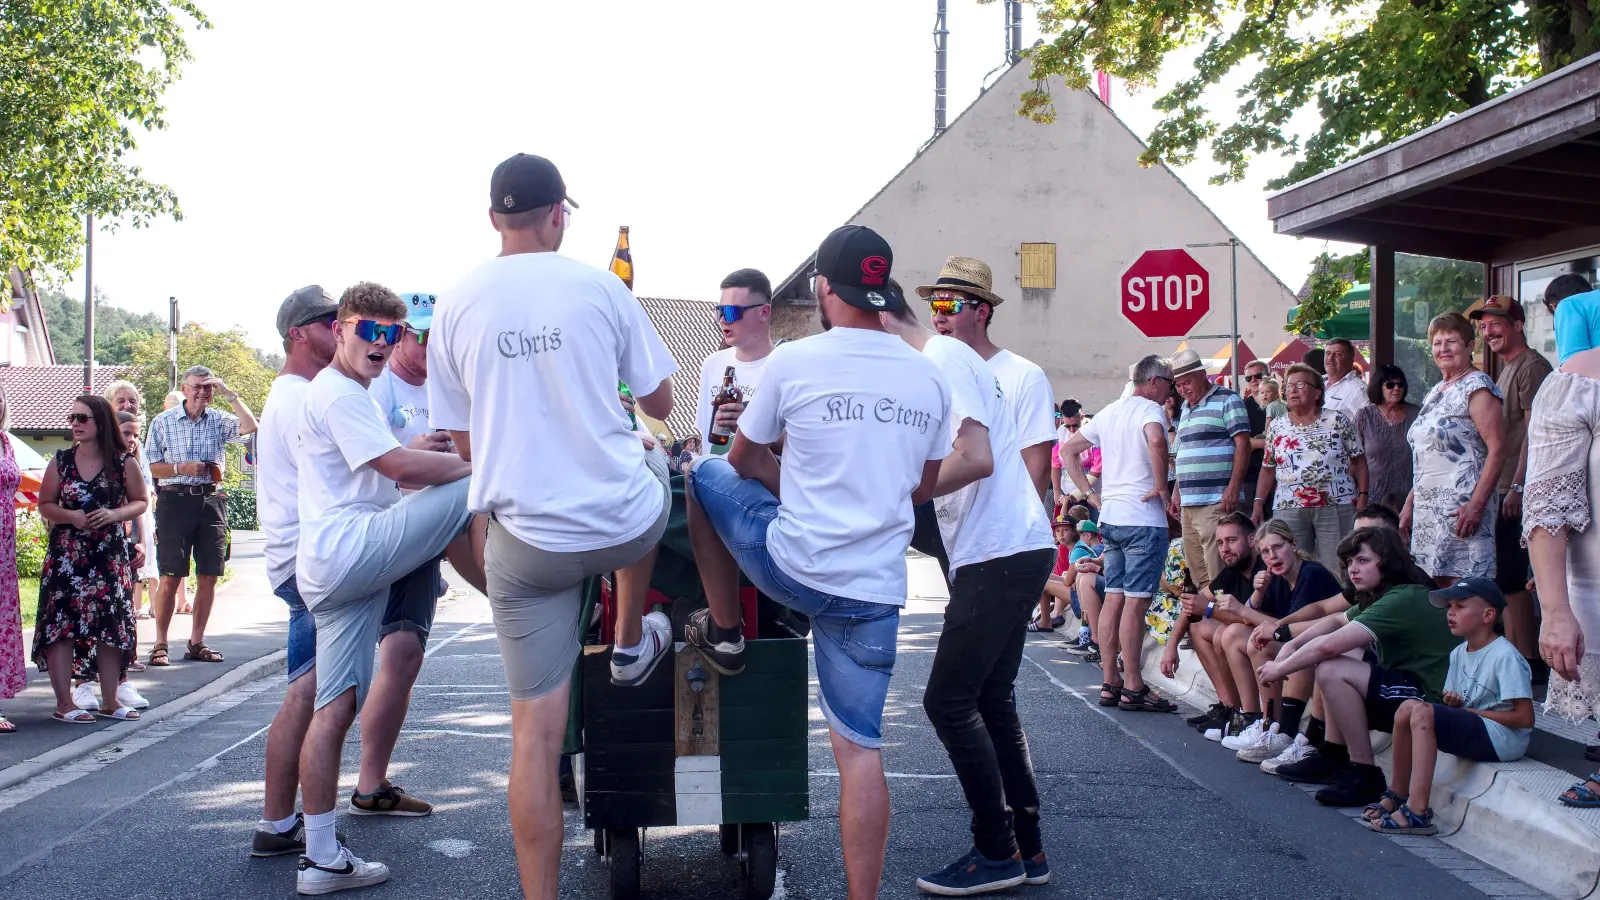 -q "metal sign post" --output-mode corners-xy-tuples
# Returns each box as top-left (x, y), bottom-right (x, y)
(1185, 239), (1241, 386)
